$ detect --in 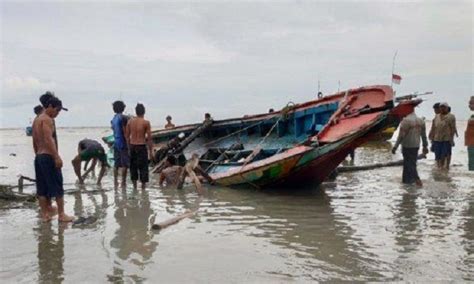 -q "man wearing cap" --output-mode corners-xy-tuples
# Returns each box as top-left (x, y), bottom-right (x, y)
(429, 102), (457, 169)
(466, 96), (474, 171)
(71, 139), (108, 185)
(392, 109), (429, 186)
(32, 93), (73, 222)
